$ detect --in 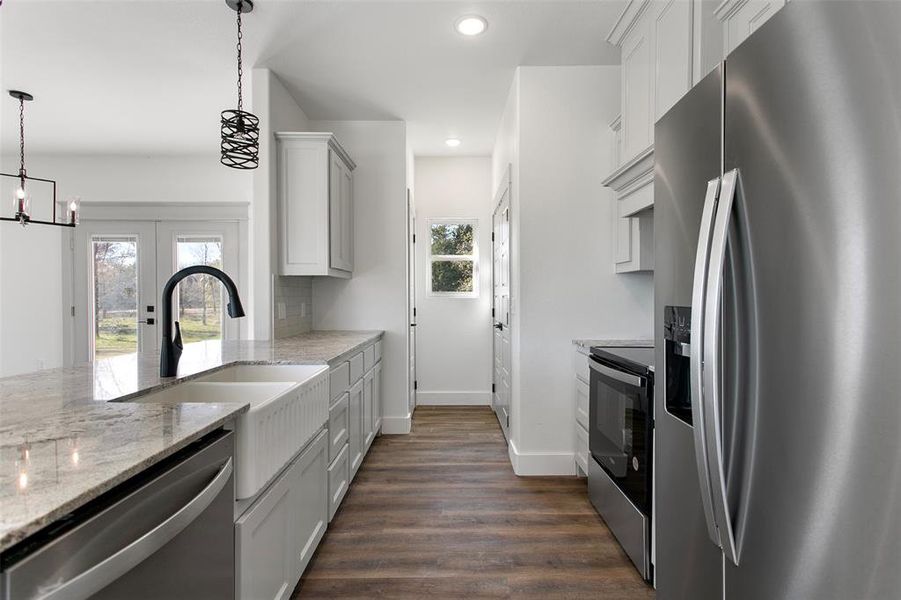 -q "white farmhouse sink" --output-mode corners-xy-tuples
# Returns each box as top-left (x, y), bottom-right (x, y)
(197, 364), (327, 384)
(135, 366), (329, 499)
